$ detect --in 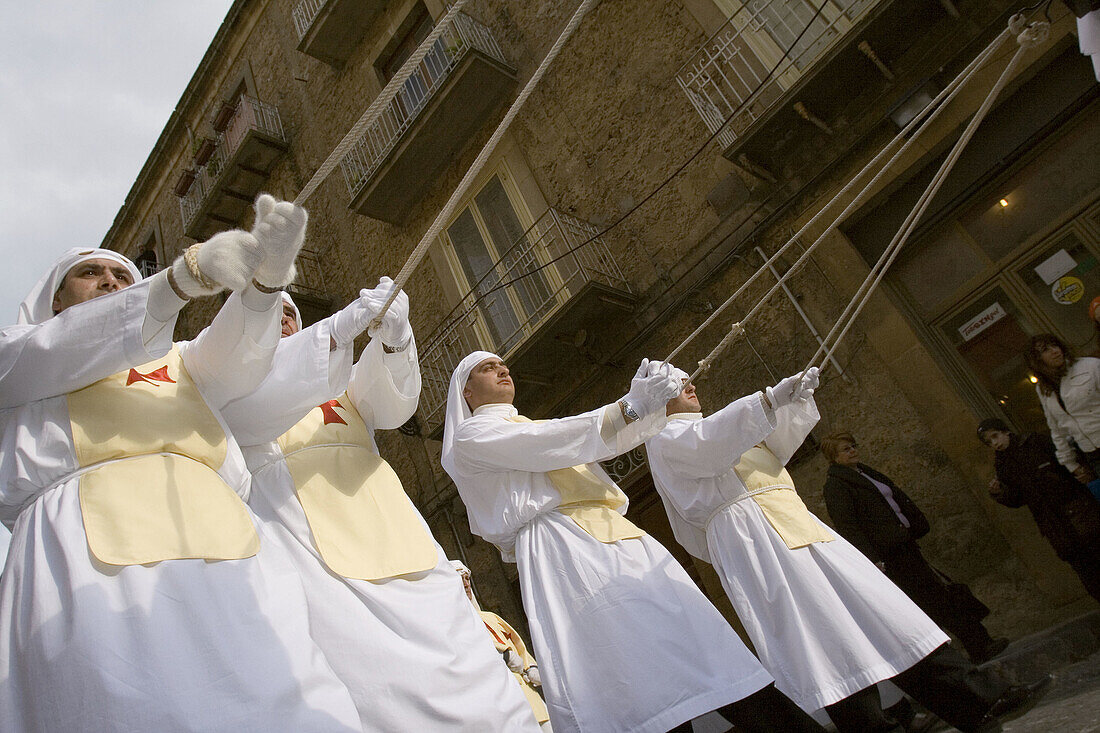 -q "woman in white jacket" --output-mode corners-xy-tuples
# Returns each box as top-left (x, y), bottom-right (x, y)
(1026, 333), (1100, 481)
